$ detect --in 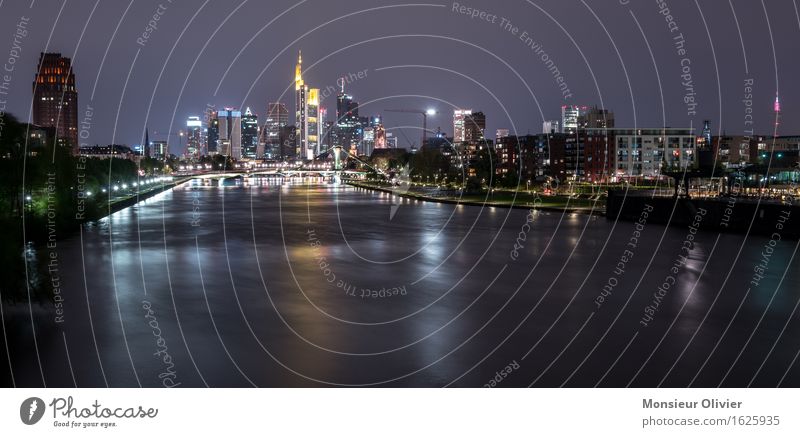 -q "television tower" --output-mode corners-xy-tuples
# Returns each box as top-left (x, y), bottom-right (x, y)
(774, 92), (781, 131)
